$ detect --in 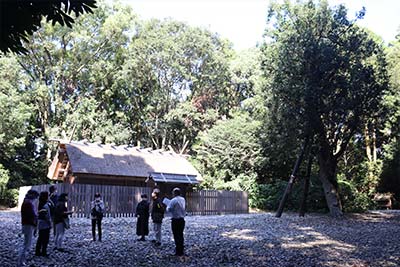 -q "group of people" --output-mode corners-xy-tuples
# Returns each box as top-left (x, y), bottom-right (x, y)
(17, 186), (186, 266)
(135, 187), (186, 256)
(18, 186), (72, 267)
